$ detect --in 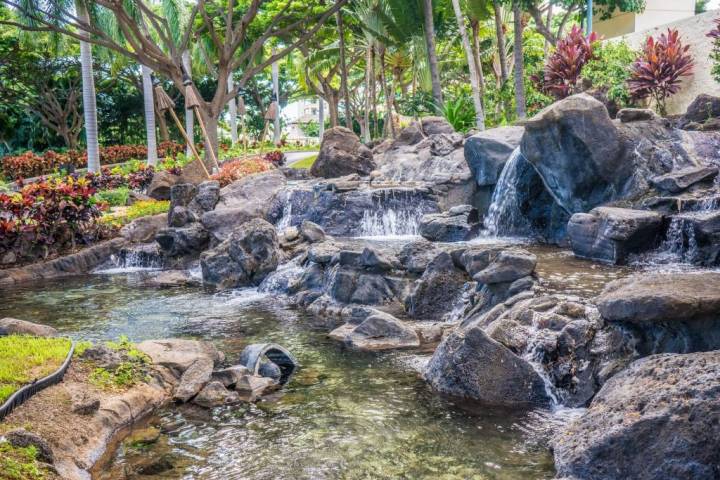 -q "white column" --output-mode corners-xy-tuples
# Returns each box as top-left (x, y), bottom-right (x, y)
(318, 97), (325, 142)
(272, 52), (281, 145)
(182, 50), (194, 158)
(142, 65), (158, 165)
(228, 74), (238, 145)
